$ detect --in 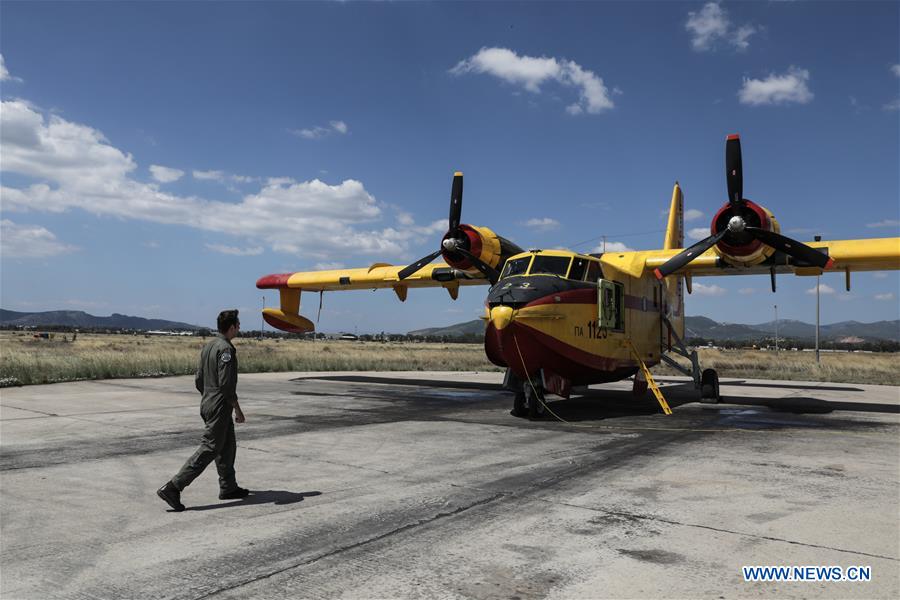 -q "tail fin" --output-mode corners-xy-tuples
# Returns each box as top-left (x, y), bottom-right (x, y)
(662, 183), (685, 338)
